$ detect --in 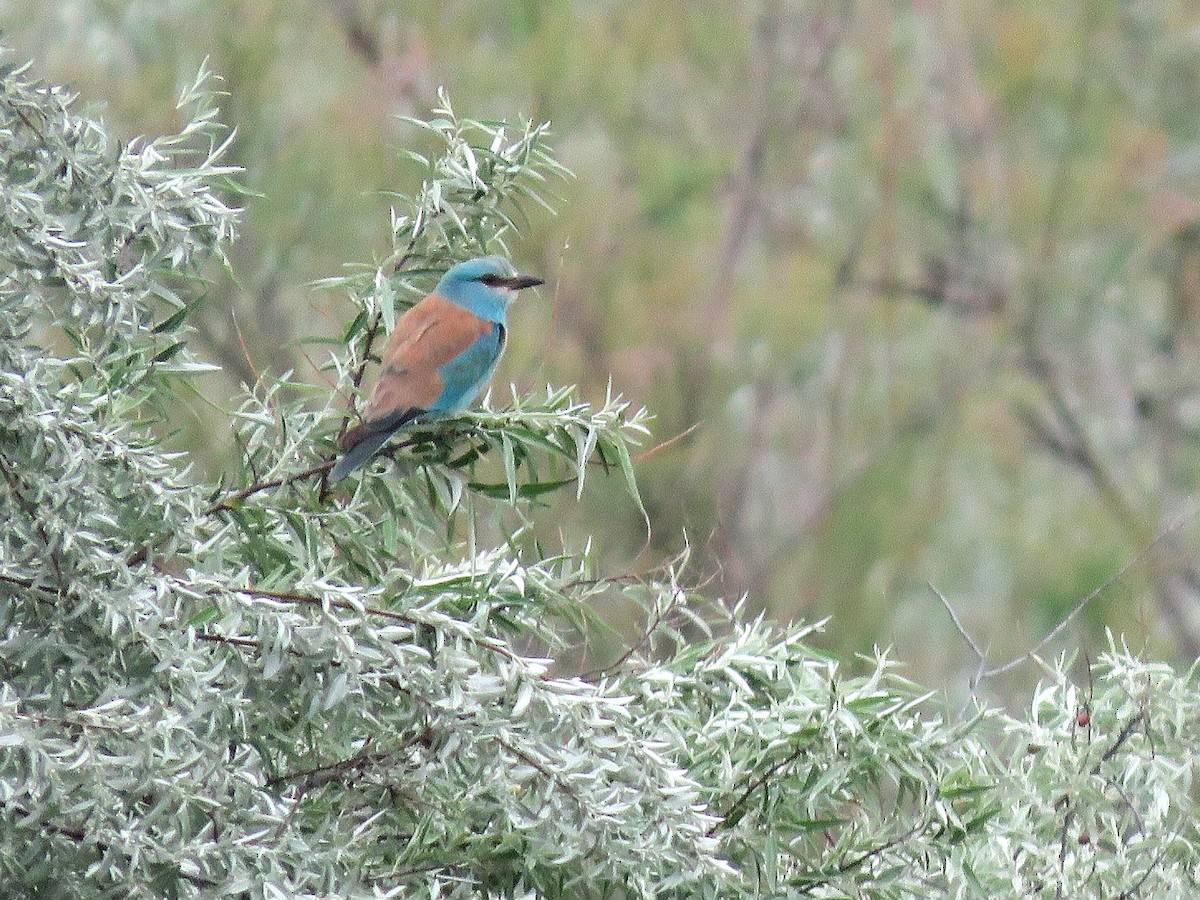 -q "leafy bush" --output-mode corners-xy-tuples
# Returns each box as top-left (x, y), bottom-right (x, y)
(1, 55), (1196, 899)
